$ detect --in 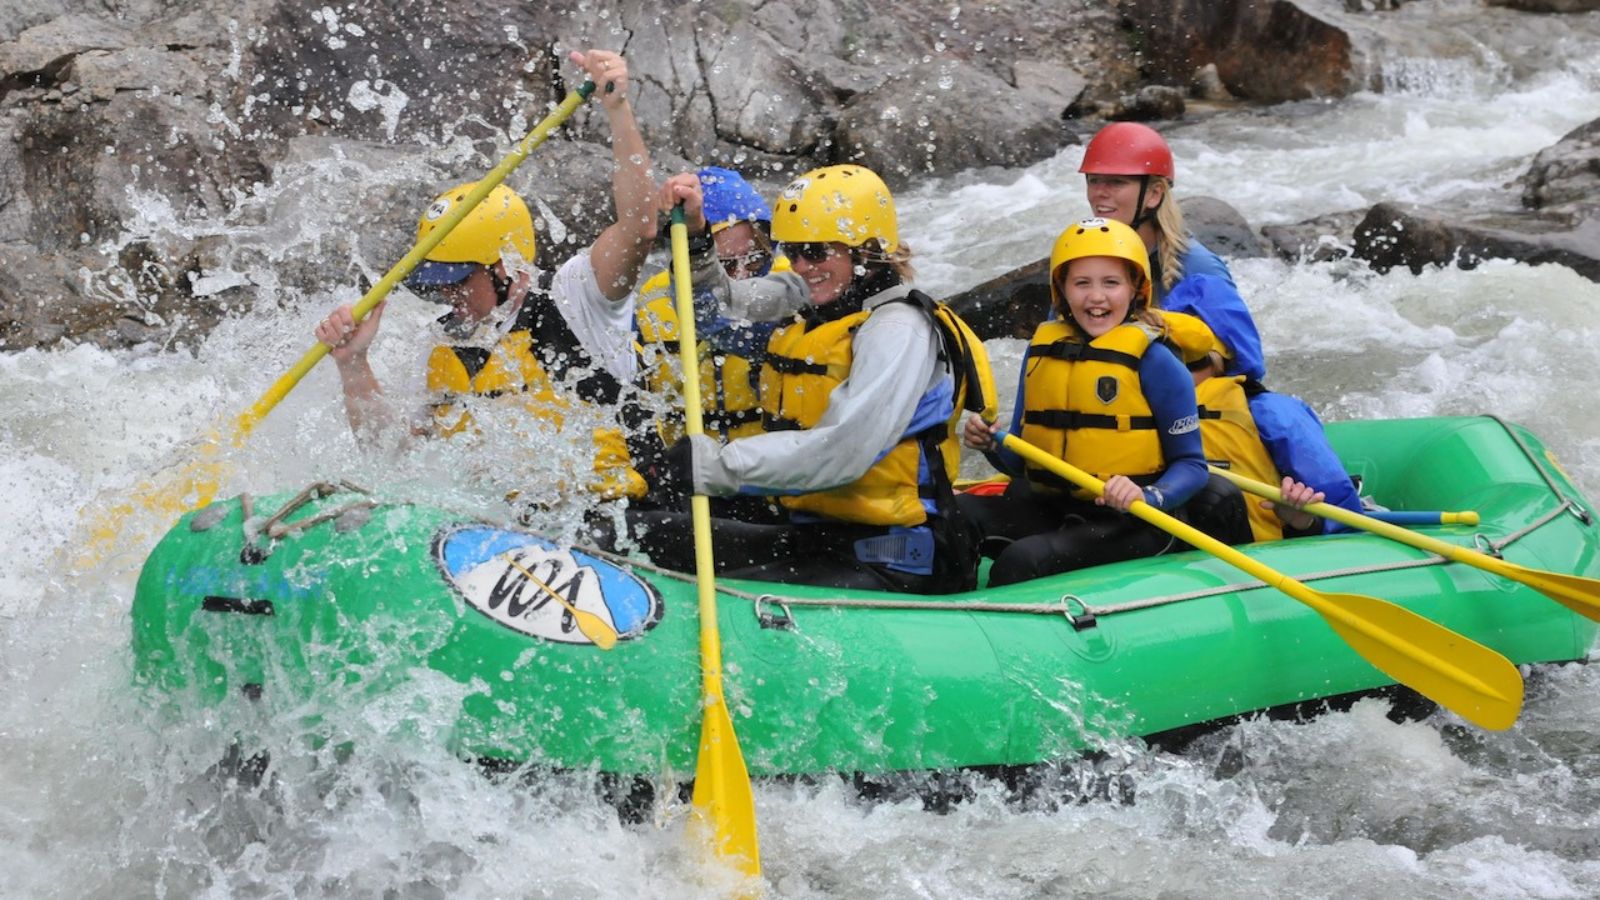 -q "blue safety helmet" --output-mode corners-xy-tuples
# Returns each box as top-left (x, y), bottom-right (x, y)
(698, 167), (771, 233)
